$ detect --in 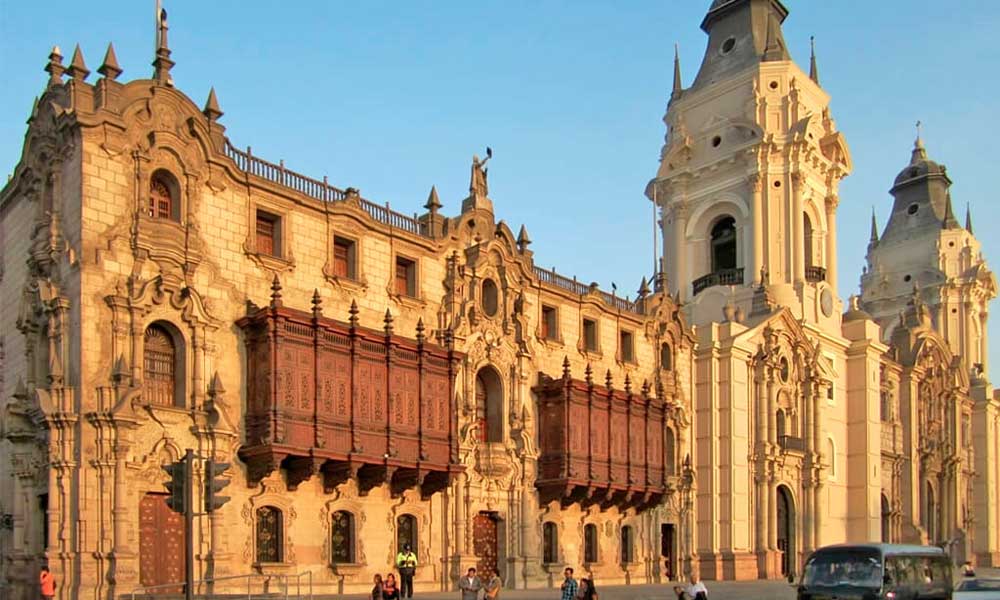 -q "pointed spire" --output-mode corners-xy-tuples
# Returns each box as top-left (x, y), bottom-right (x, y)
(97, 42), (122, 80)
(869, 208), (879, 245)
(311, 289), (323, 318)
(584, 363), (593, 386)
(66, 44), (90, 81)
(424, 185), (442, 212)
(112, 354), (129, 384)
(638, 276), (650, 298)
(942, 194), (960, 230)
(623, 373), (632, 395)
(671, 43), (683, 100)
(911, 121), (927, 164)
(208, 371), (226, 396)
(605, 369), (613, 390)
(45, 45), (65, 88)
(965, 203), (974, 234)
(383, 308), (394, 336)
(809, 36), (820, 85)
(269, 274), (283, 308)
(416, 318), (426, 345)
(203, 87), (223, 121)
(562, 356), (571, 380)
(516, 224), (531, 252)
(152, 5), (175, 86)
(348, 299), (360, 328)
